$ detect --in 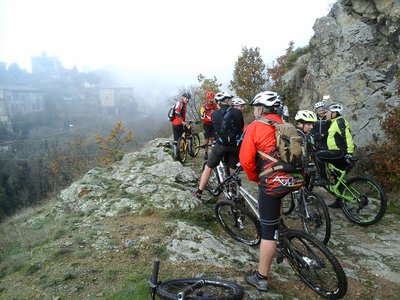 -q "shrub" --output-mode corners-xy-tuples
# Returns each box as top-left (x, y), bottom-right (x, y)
(355, 103), (400, 191)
